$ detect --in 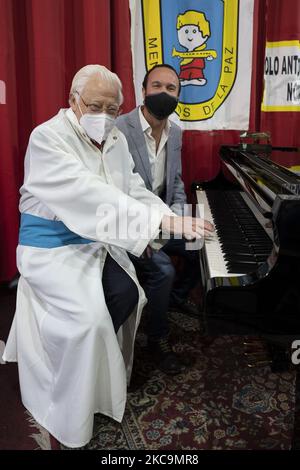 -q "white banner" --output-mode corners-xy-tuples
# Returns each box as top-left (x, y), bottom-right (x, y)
(129, 0), (254, 130)
(262, 40), (300, 112)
